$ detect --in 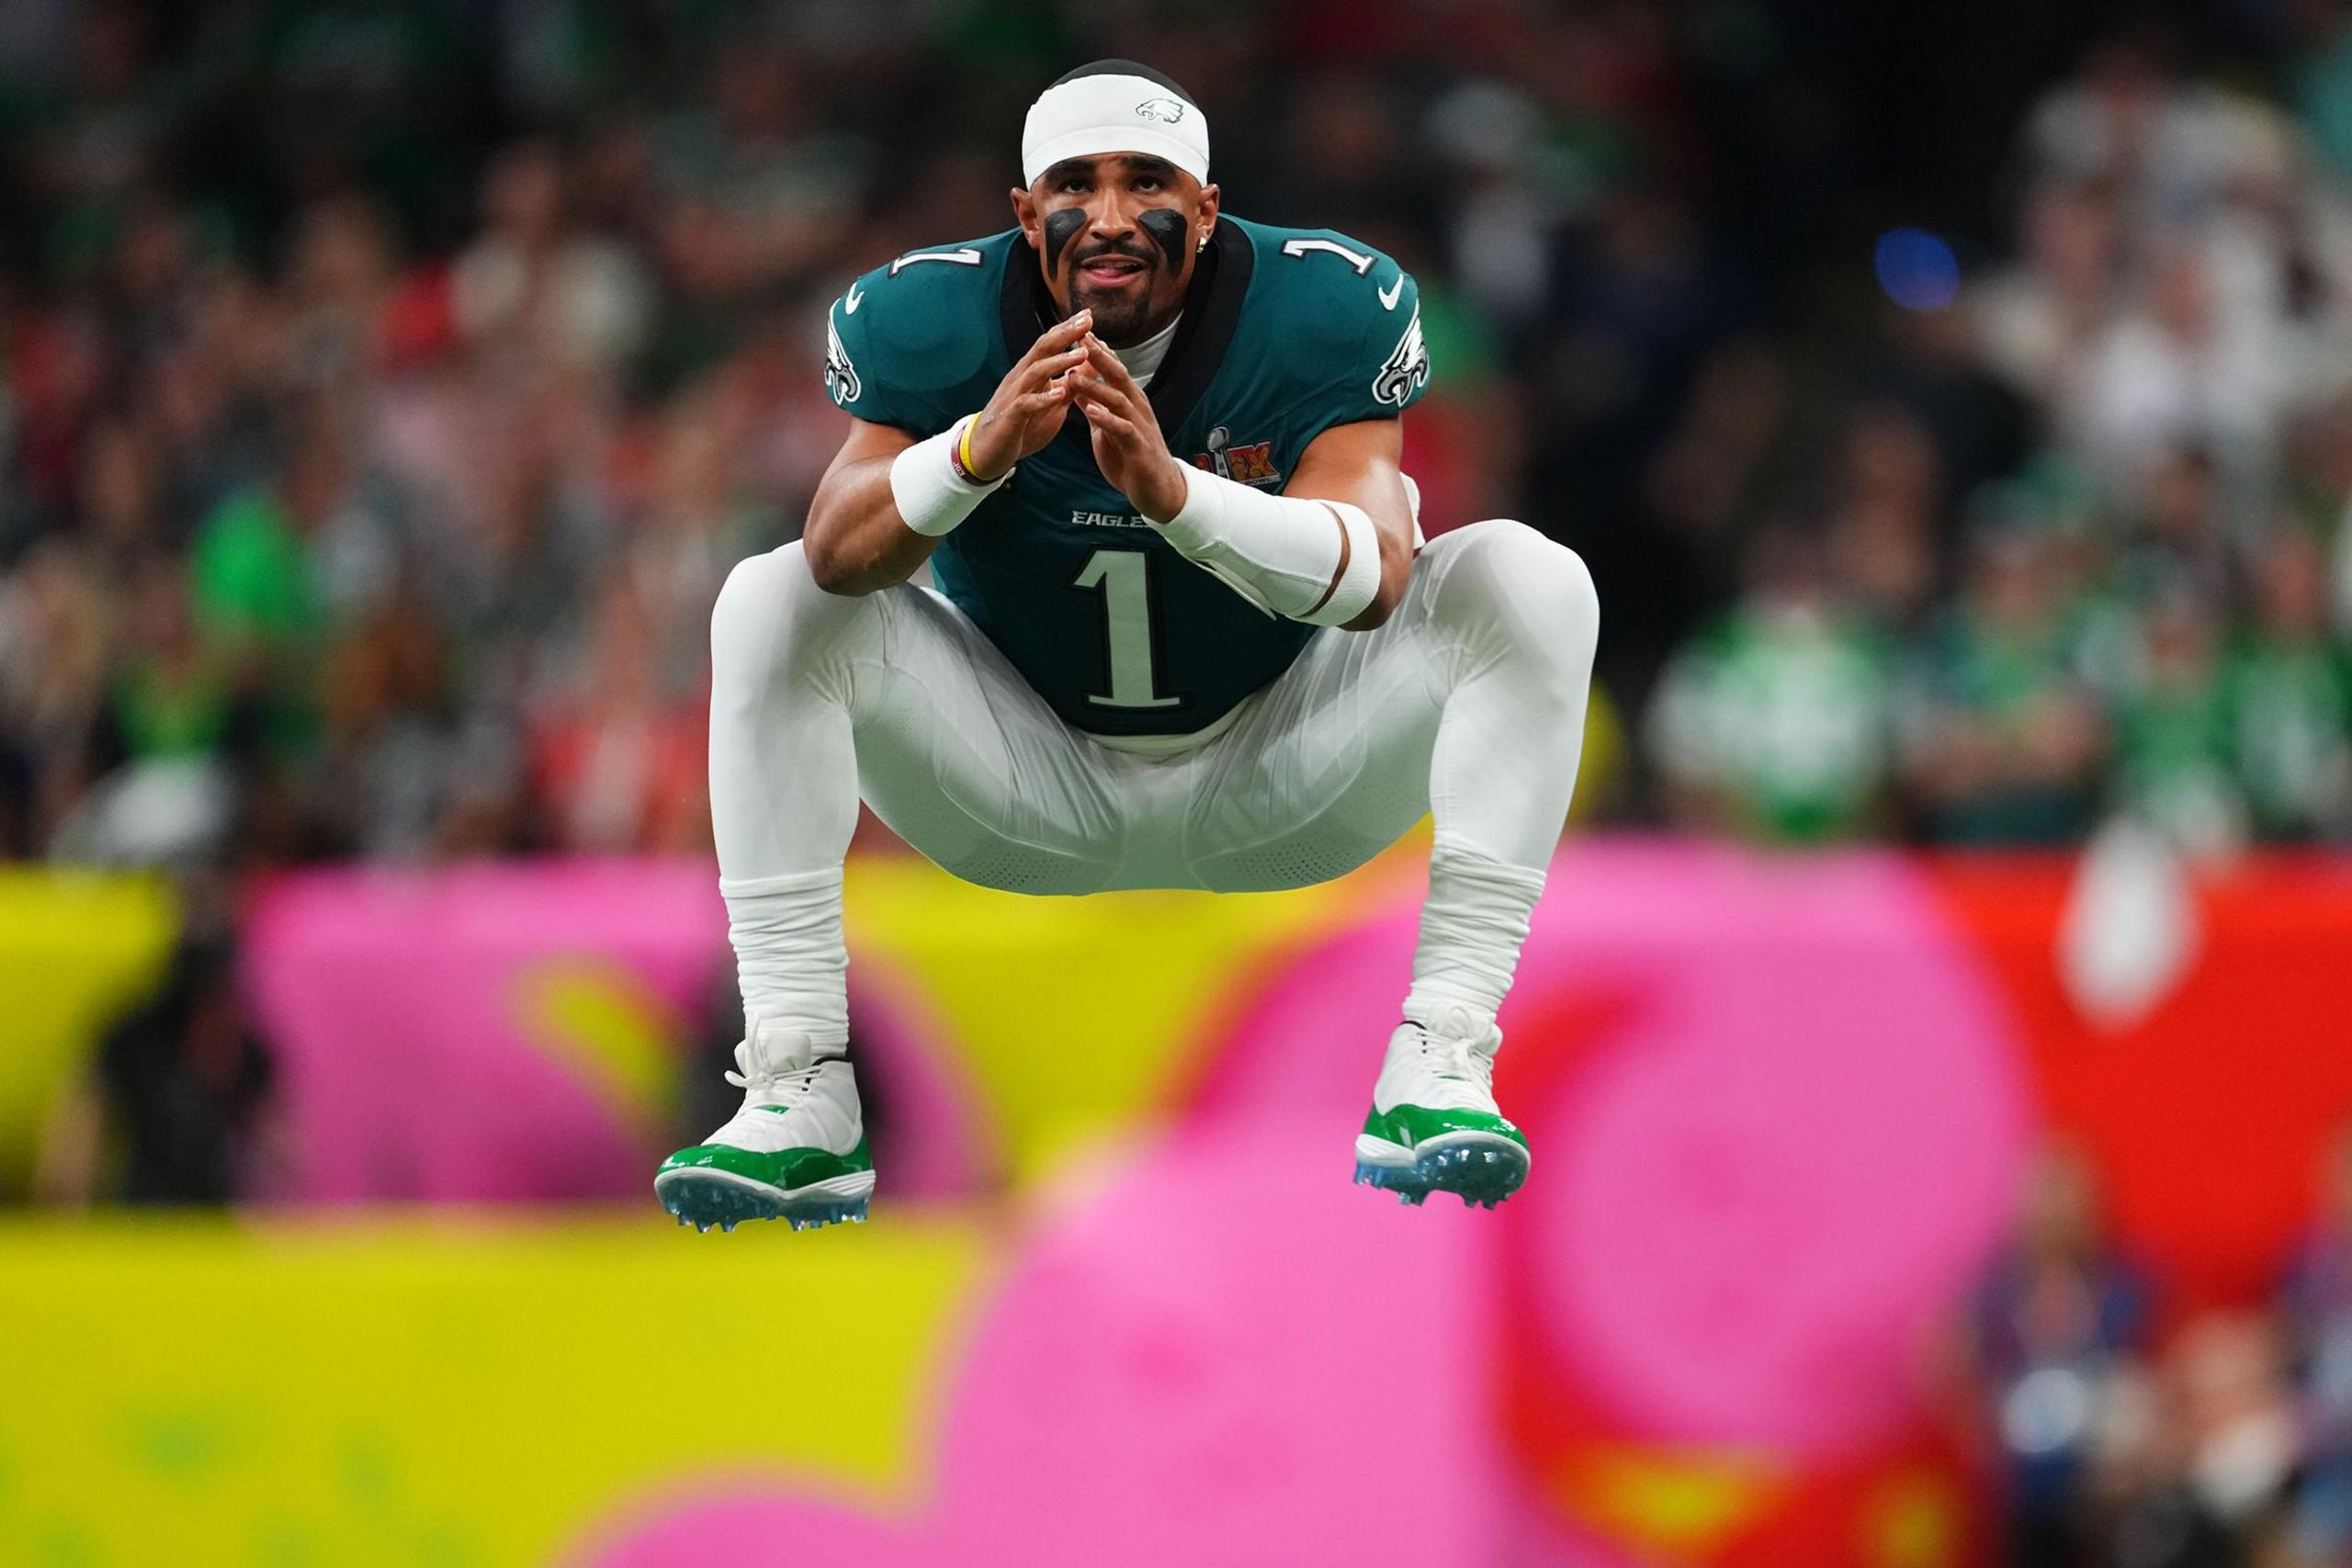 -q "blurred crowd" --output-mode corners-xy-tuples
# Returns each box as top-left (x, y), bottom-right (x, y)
(5, 0), (2352, 870)
(1963, 1137), (2352, 1568)
(1650, 32), (2352, 852)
